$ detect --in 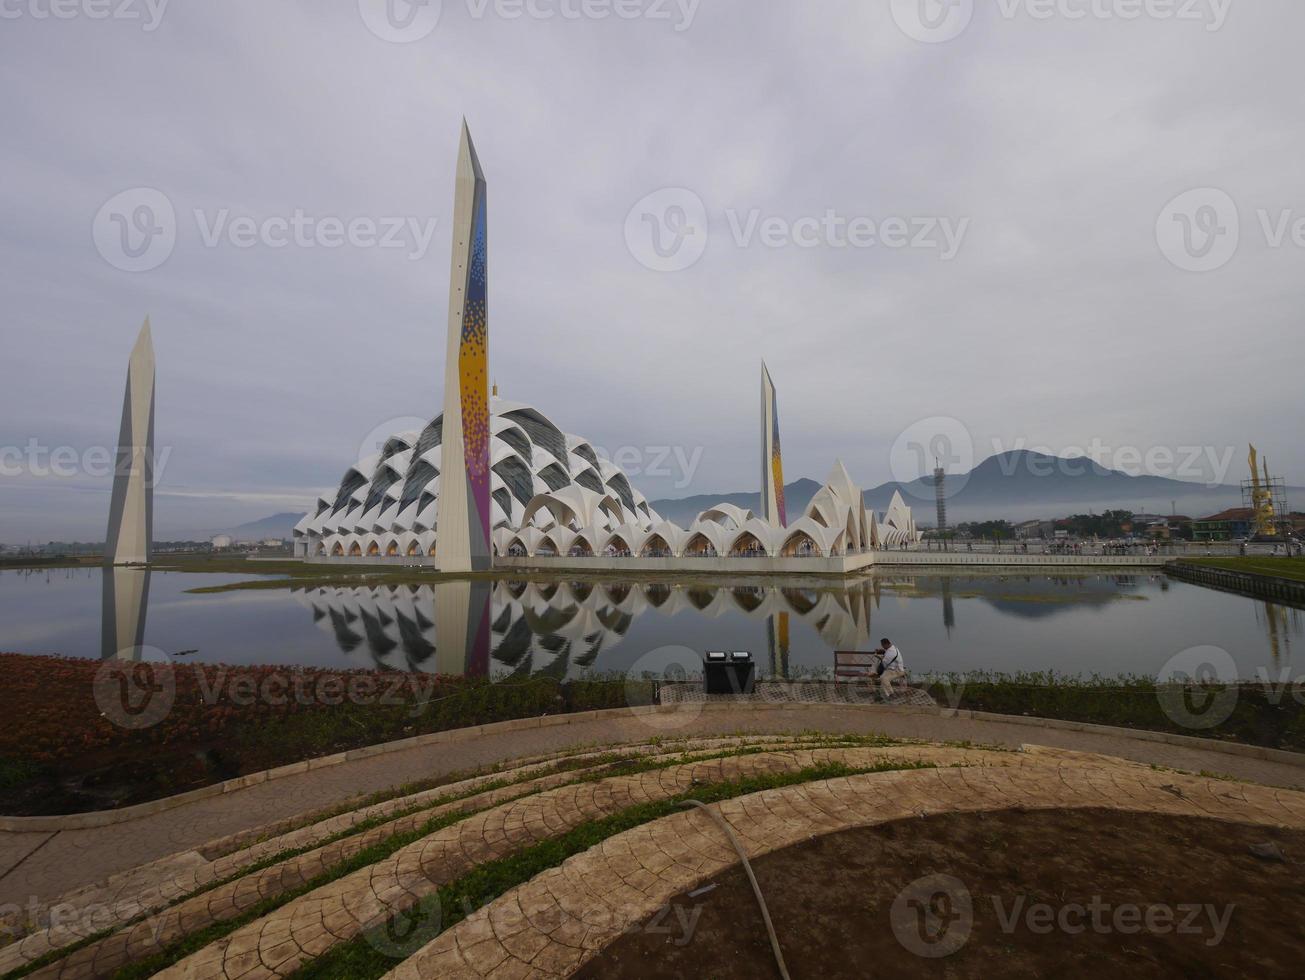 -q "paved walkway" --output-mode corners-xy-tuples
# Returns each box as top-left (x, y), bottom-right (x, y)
(2, 705), (1302, 910)
(387, 756), (1305, 979)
